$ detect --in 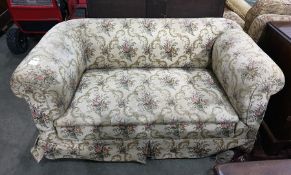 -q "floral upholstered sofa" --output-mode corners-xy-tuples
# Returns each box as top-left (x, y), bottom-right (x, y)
(10, 18), (284, 163)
